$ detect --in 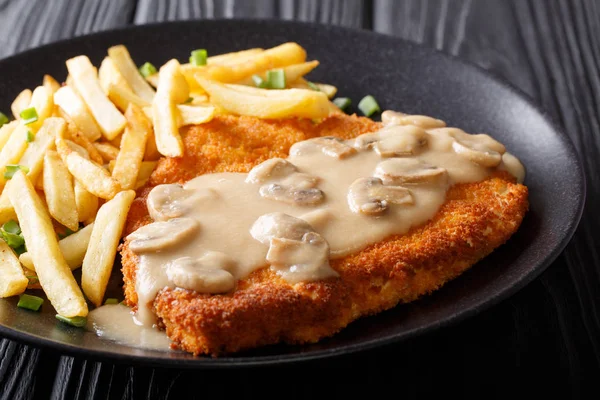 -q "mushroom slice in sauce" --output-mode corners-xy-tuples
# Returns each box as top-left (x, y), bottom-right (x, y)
(290, 136), (357, 159)
(449, 130), (506, 167)
(374, 158), (448, 185)
(246, 158), (298, 184)
(266, 232), (338, 283)
(250, 212), (314, 245)
(165, 253), (236, 294)
(381, 110), (447, 129)
(348, 177), (413, 215)
(373, 126), (429, 157)
(499, 152), (526, 184)
(127, 217), (200, 253)
(147, 183), (218, 221)
(259, 183), (324, 205)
